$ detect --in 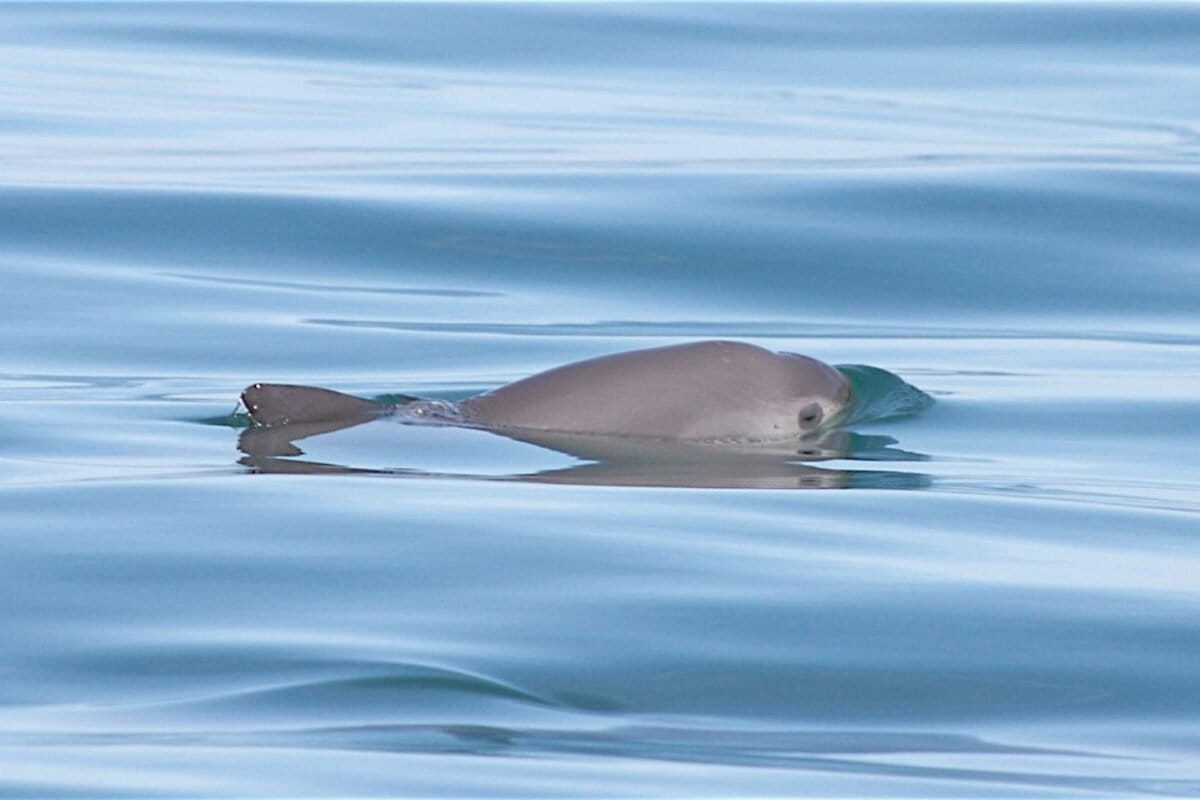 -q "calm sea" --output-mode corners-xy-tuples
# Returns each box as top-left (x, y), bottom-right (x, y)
(2, 3), (1198, 796)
